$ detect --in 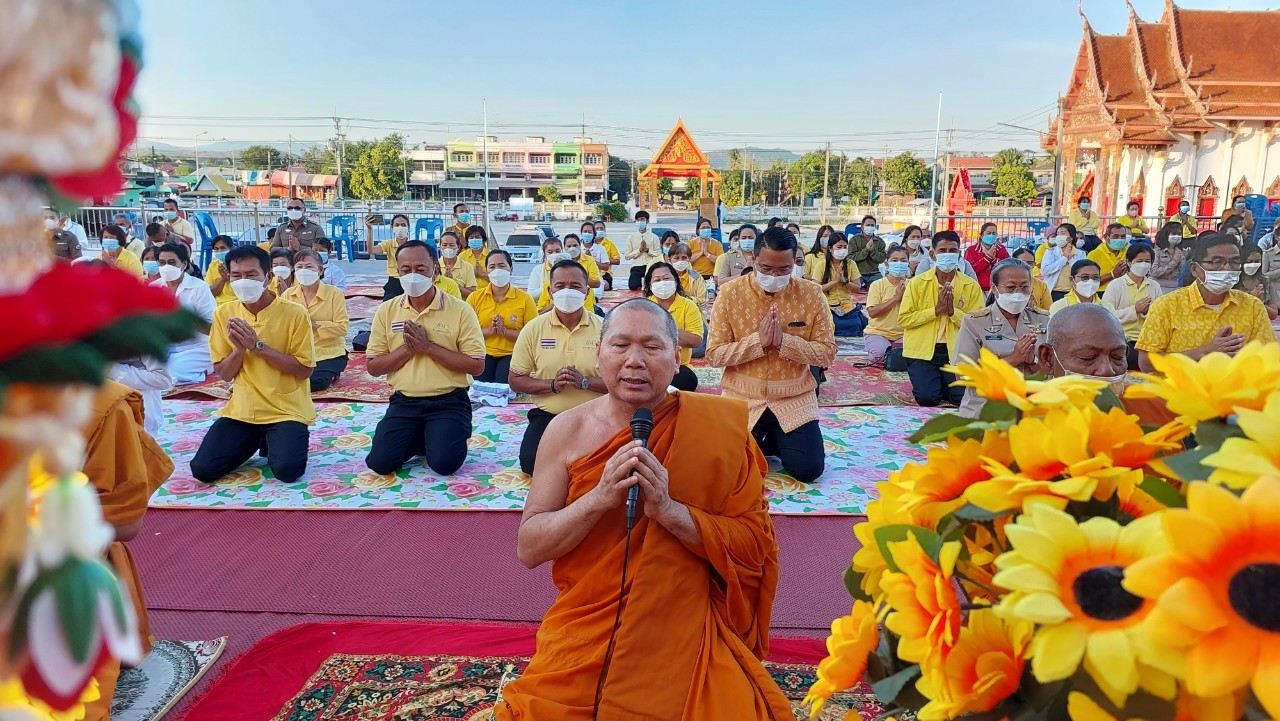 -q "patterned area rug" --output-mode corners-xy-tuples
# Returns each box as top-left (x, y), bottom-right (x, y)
(346, 295), (382, 320)
(271, 653), (881, 721)
(343, 284), (384, 298)
(165, 353), (391, 403)
(686, 357), (913, 406)
(148, 401), (936, 514)
(112, 638), (226, 721)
